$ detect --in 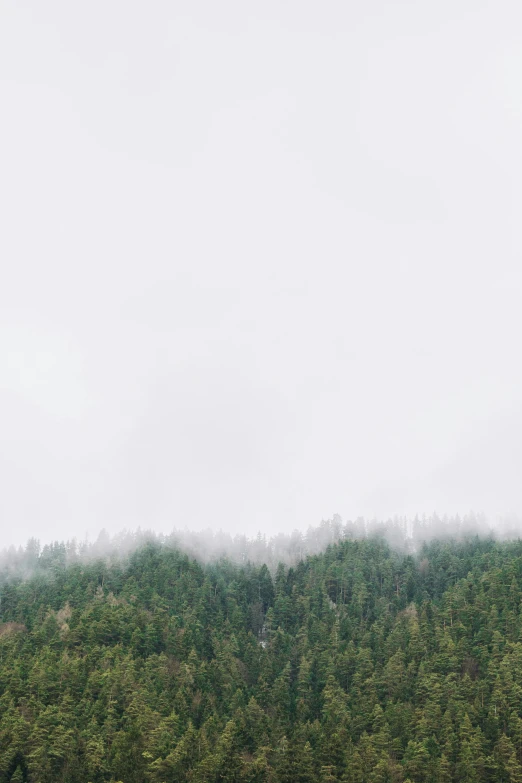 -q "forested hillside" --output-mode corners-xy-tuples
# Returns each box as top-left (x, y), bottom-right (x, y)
(2, 534), (522, 782)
